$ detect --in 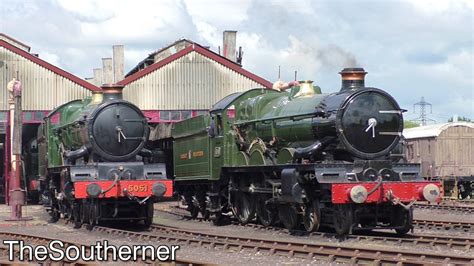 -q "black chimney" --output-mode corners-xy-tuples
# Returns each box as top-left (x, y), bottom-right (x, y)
(339, 68), (367, 91)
